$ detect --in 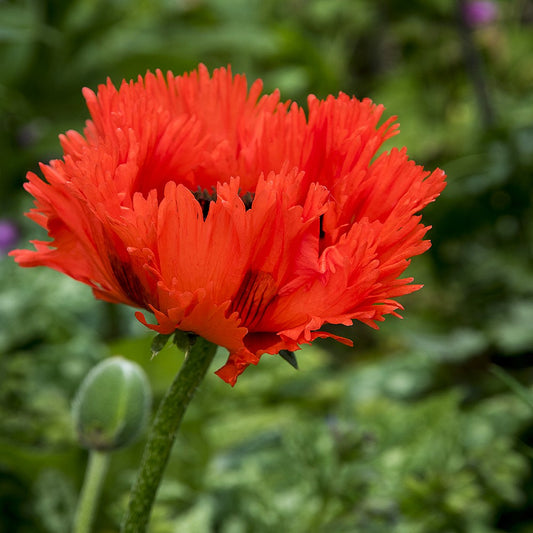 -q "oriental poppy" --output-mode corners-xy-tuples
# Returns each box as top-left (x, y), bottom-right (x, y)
(11, 65), (446, 385)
